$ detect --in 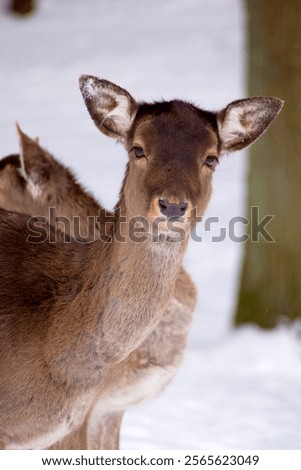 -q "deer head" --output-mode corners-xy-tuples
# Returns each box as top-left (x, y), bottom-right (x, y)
(79, 75), (283, 238)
